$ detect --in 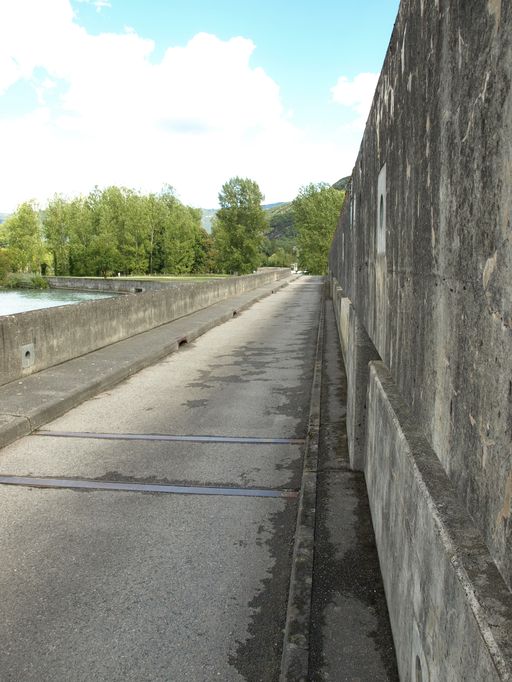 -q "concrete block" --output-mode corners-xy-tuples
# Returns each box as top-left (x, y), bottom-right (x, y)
(0, 414), (31, 448)
(365, 362), (512, 681)
(331, 280), (380, 472)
